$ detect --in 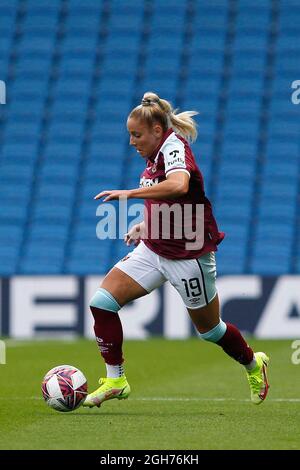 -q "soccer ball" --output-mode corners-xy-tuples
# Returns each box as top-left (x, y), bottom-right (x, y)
(41, 365), (88, 412)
